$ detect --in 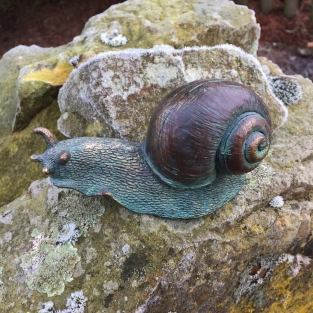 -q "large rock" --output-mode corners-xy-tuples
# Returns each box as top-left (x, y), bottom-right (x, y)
(79, 0), (260, 54)
(0, 0), (260, 206)
(58, 44), (287, 142)
(0, 45), (61, 139)
(0, 73), (313, 312)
